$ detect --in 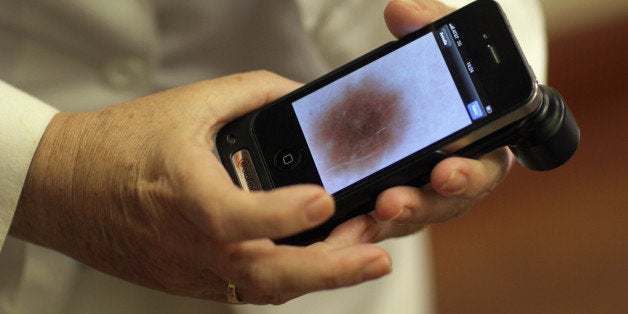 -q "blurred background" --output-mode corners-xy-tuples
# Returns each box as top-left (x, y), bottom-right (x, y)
(431, 0), (628, 313)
